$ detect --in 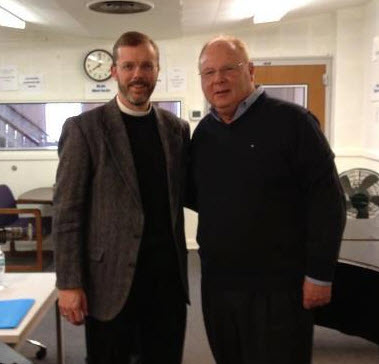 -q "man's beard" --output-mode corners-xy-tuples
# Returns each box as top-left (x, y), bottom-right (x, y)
(118, 79), (155, 106)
